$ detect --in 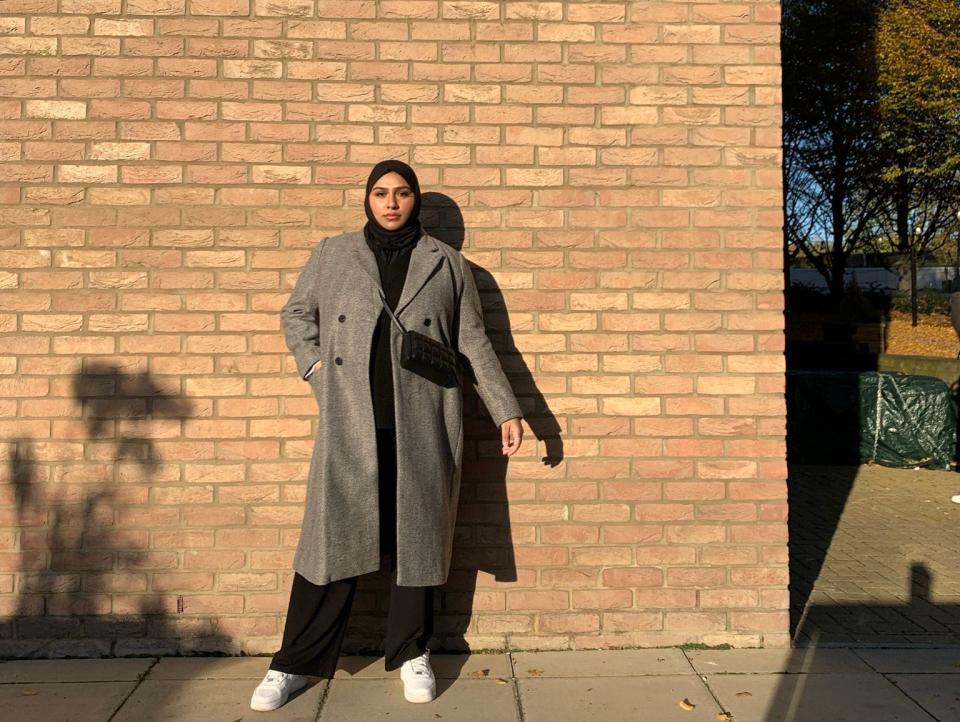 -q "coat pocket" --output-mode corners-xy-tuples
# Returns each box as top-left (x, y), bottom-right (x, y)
(448, 407), (463, 498)
(306, 360), (324, 400)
